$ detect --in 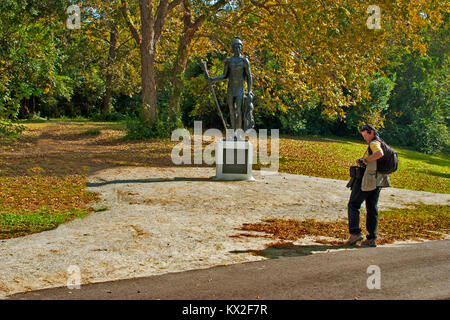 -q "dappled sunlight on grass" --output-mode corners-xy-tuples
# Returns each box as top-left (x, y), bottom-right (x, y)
(0, 121), (448, 239)
(277, 135), (450, 193)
